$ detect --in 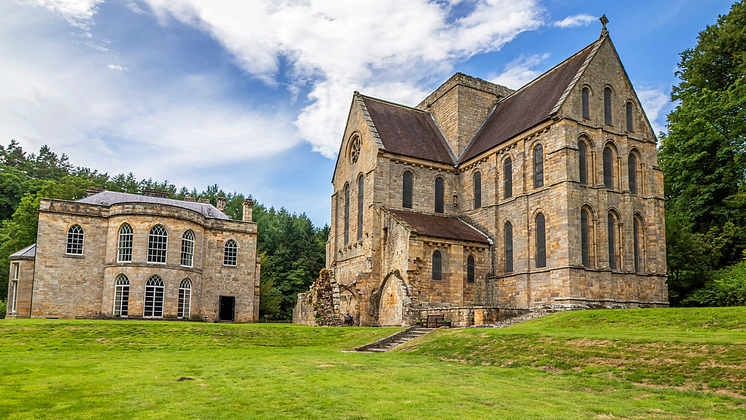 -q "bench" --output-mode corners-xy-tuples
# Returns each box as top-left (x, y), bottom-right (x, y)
(423, 314), (444, 328)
